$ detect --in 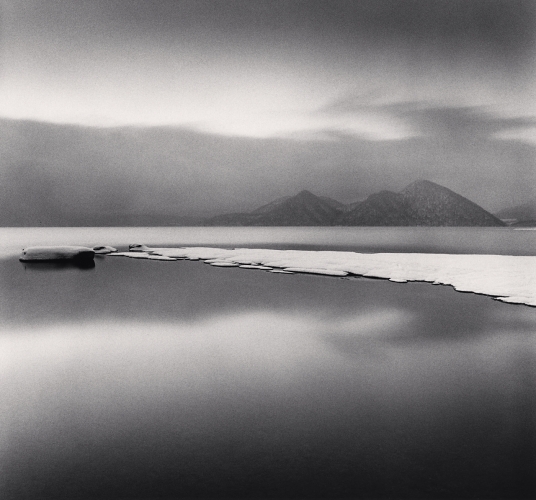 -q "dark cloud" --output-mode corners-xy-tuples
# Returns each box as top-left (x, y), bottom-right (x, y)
(317, 90), (388, 115)
(404, 107), (536, 139)
(3, 0), (534, 126)
(108, 0), (536, 47)
(320, 93), (536, 141)
(11, 0), (535, 64)
(387, 104), (536, 140)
